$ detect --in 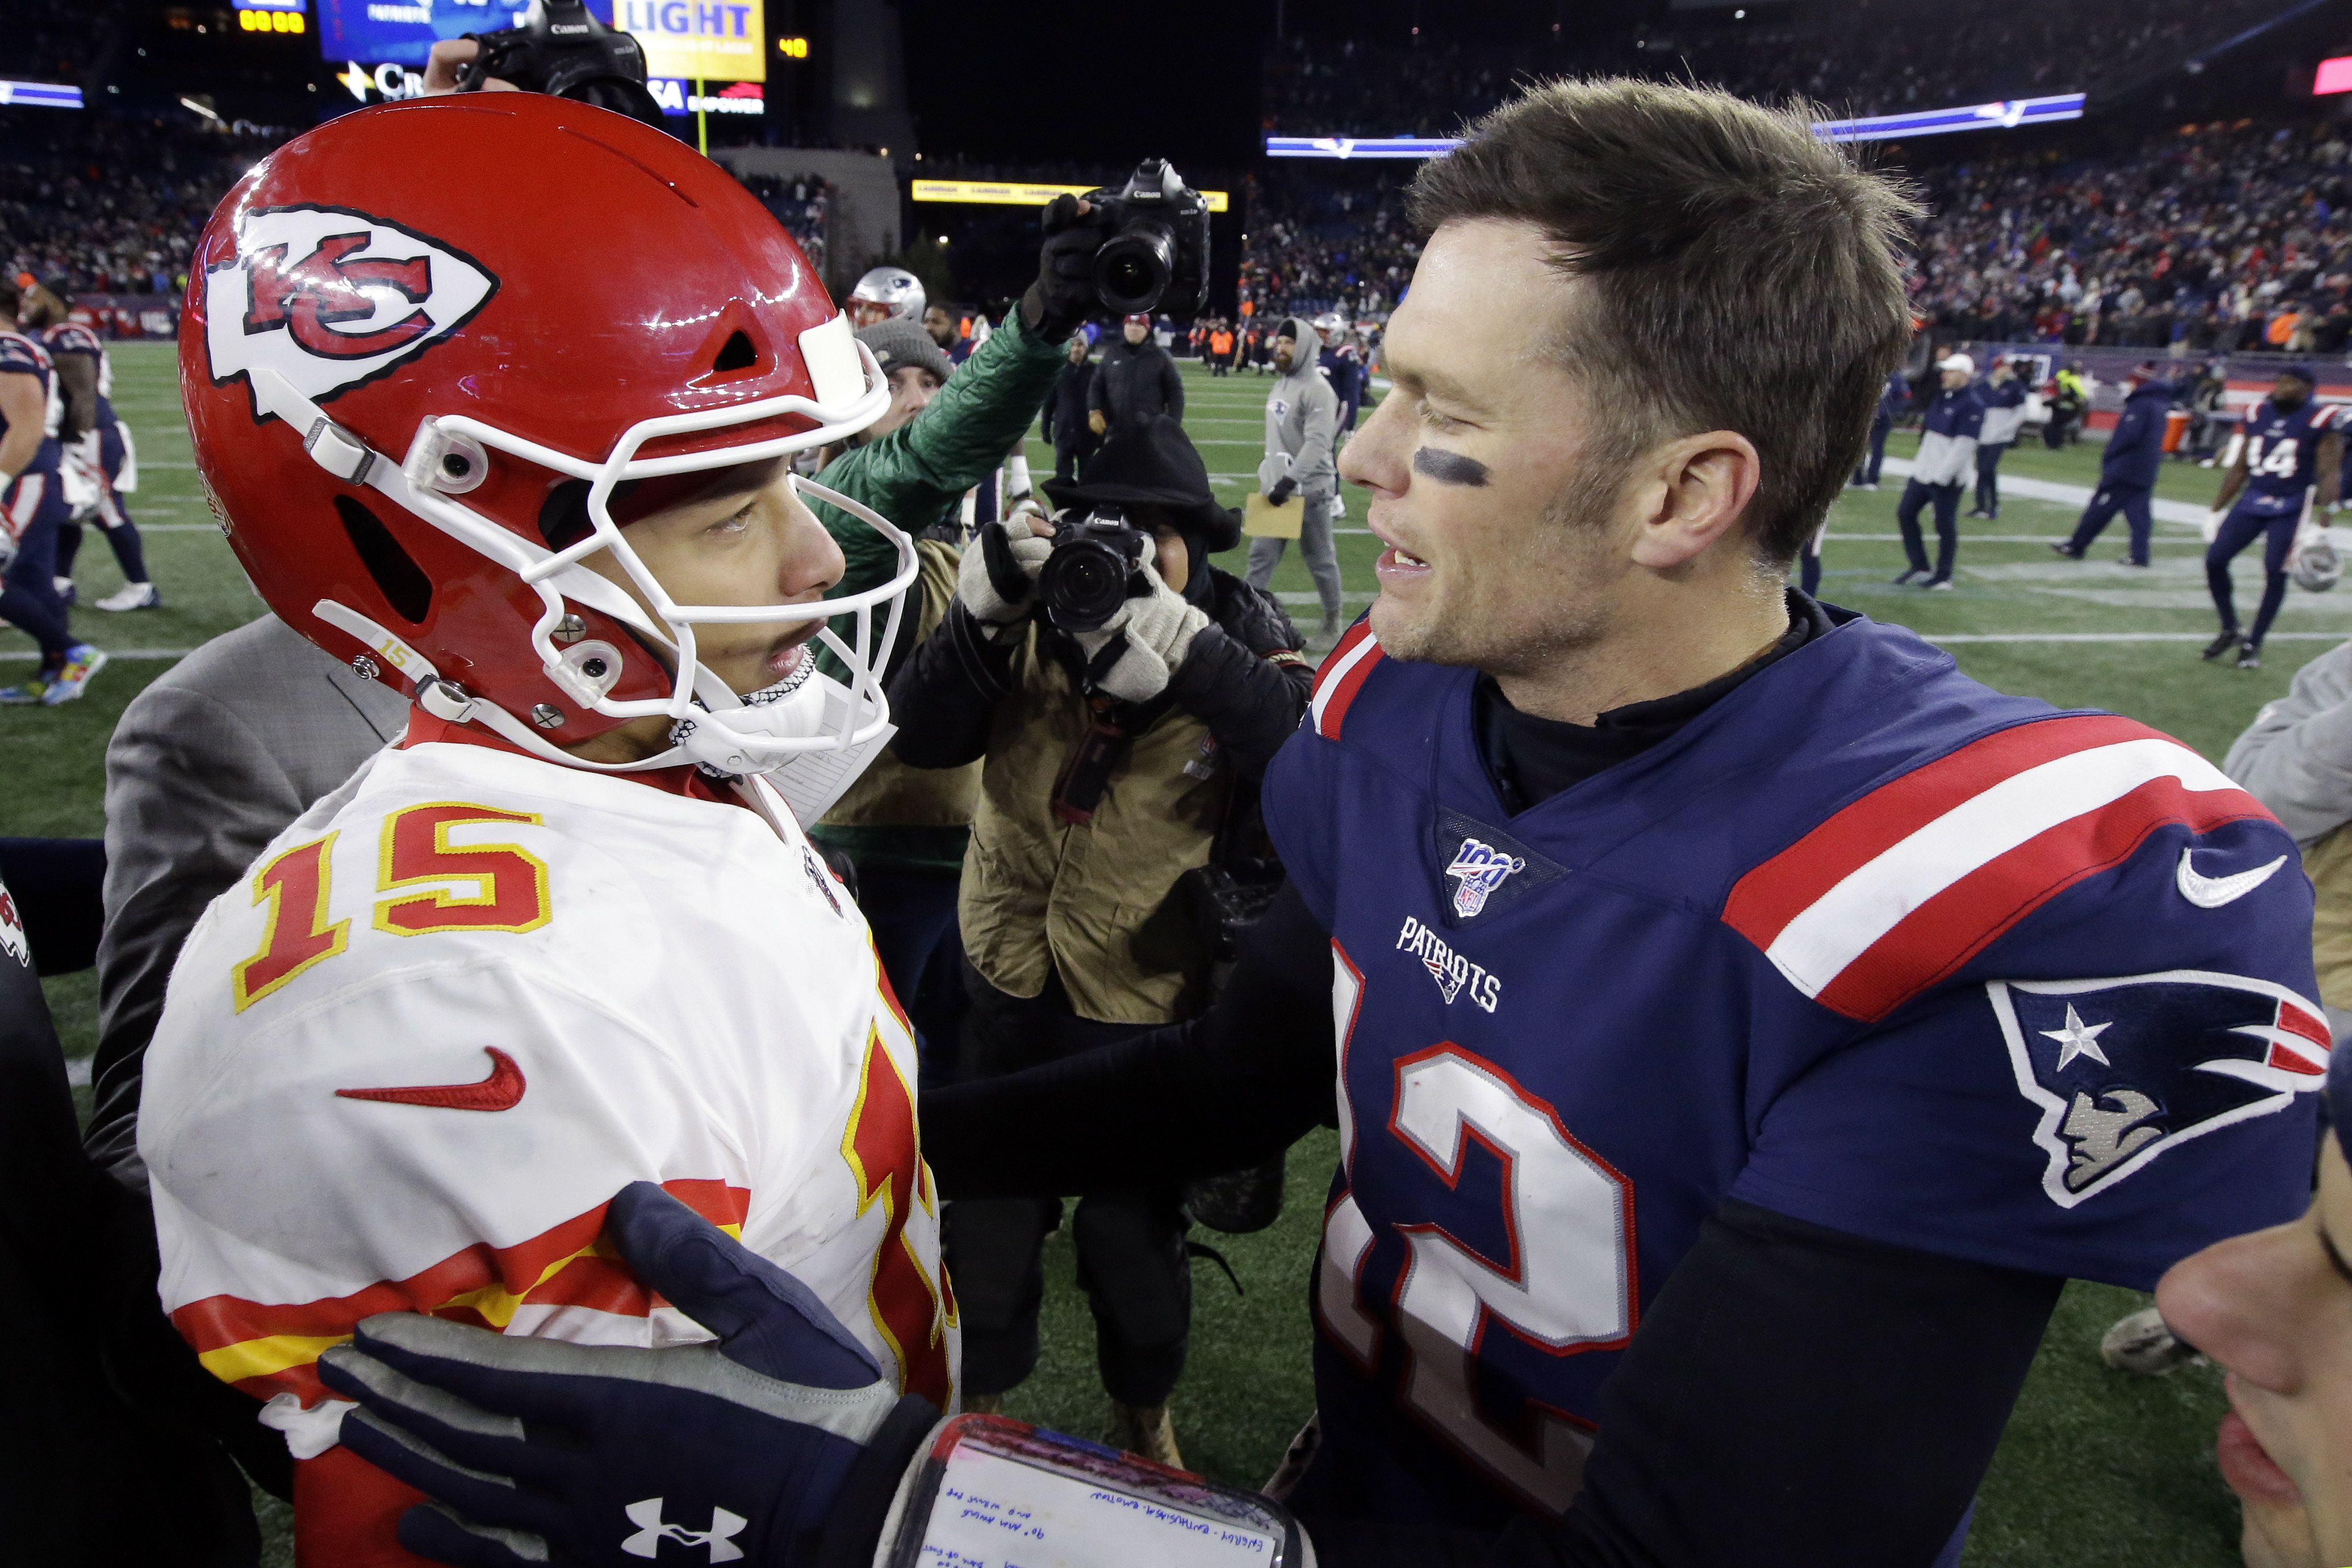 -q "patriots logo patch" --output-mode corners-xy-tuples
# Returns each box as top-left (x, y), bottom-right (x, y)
(205, 205), (497, 418)
(1989, 971), (2330, 1207)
